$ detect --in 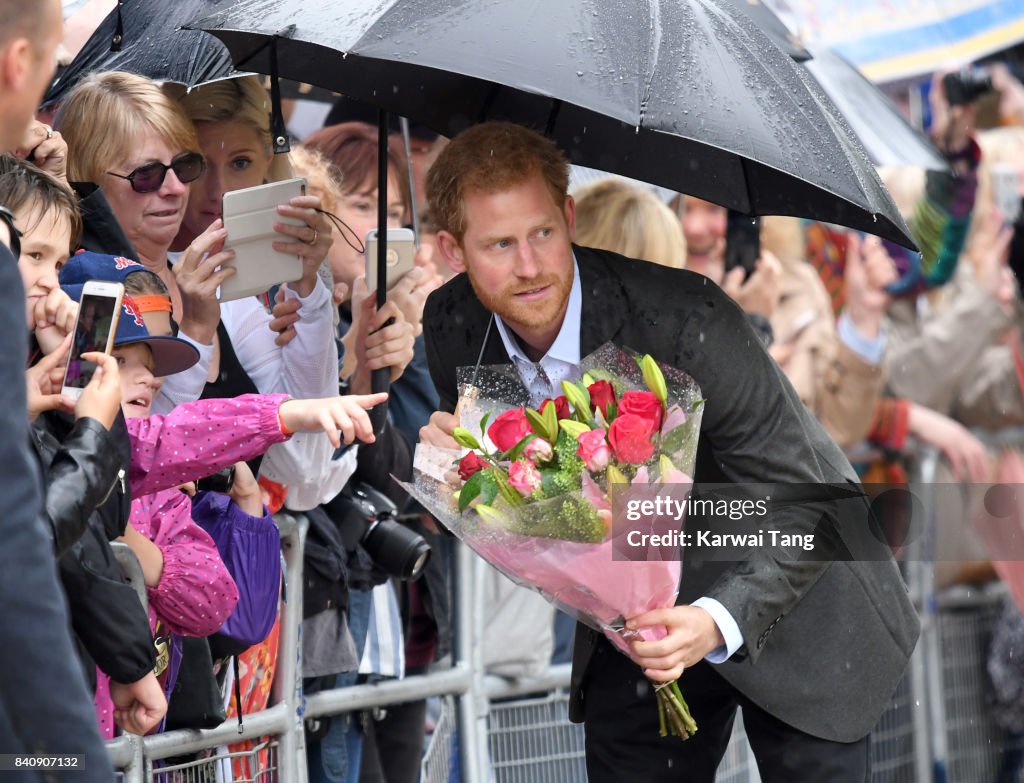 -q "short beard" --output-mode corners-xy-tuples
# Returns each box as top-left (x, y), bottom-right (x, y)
(466, 270), (573, 340)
